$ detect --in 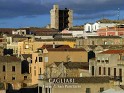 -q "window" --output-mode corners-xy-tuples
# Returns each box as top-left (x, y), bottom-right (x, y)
(92, 66), (94, 76)
(119, 69), (122, 76)
(103, 67), (106, 75)
(119, 68), (122, 81)
(101, 60), (104, 62)
(108, 67), (110, 76)
(34, 70), (36, 76)
(4, 76), (5, 80)
(88, 26), (90, 31)
(114, 68), (116, 77)
(105, 60), (109, 63)
(45, 57), (48, 62)
(45, 88), (47, 93)
(3, 65), (5, 72)
(95, 26), (96, 30)
(12, 66), (15, 72)
(49, 88), (51, 93)
(24, 76), (27, 80)
(86, 88), (91, 93)
(97, 57), (100, 62)
(100, 87), (104, 92)
(39, 57), (43, 62)
(40, 68), (42, 74)
(97, 60), (100, 62)
(101, 58), (104, 62)
(12, 77), (15, 80)
(35, 57), (37, 62)
(99, 67), (101, 75)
